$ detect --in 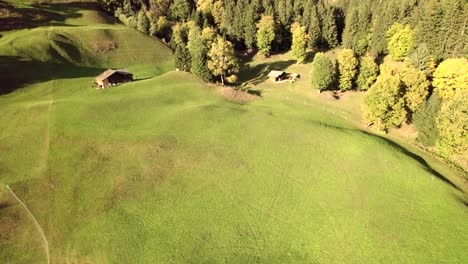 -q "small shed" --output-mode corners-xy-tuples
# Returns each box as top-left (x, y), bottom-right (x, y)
(267, 71), (286, 82)
(95, 69), (133, 88)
